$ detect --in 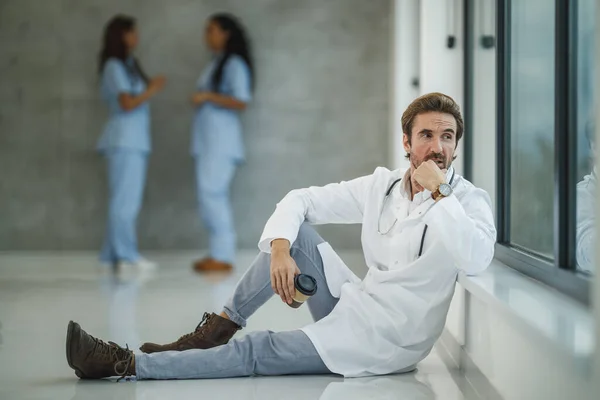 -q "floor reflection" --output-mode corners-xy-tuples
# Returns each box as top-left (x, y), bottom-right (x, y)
(204, 270), (238, 313)
(69, 371), (436, 400)
(99, 268), (156, 351)
(319, 373), (435, 400)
